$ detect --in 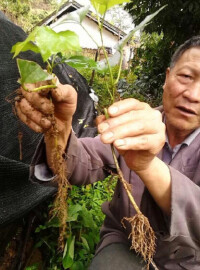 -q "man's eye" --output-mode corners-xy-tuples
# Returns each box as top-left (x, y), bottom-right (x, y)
(178, 74), (192, 82)
(181, 74), (191, 78)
